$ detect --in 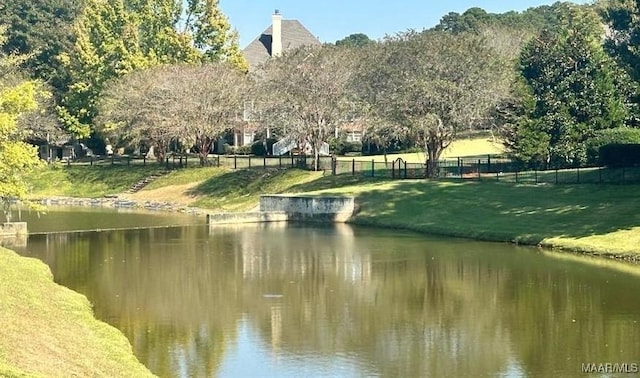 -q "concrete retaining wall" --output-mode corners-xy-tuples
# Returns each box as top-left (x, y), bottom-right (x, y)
(260, 195), (355, 222)
(207, 196), (356, 226)
(207, 211), (289, 225)
(0, 222), (28, 236)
